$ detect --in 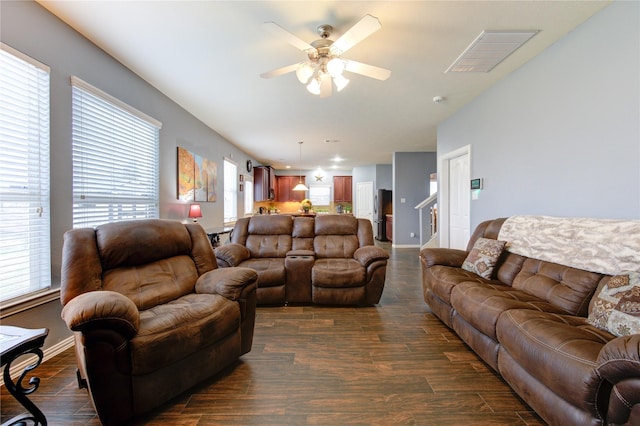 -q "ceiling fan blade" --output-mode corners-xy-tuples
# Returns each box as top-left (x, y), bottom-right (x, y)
(319, 73), (332, 98)
(260, 63), (300, 79)
(344, 60), (391, 81)
(330, 14), (381, 55)
(263, 22), (316, 53)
